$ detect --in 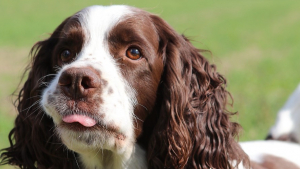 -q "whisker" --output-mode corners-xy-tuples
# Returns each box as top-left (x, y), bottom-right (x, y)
(24, 95), (41, 101)
(21, 98), (41, 112)
(133, 114), (144, 122)
(136, 103), (148, 112)
(39, 111), (45, 125)
(24, 103), (43, 120)
(53, 65), (62, 72)
(94, 145), (102, 159)
(73, 151), (81, 169)
(27, 105), (42, 120)
(37, 74), (56, 83)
